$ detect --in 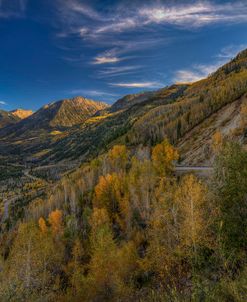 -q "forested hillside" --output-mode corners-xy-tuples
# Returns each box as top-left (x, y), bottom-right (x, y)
(0, 97), (109, 165)
(1, 49), (247, 301)
(1, 138), (247, 301)
(1, 50), (247, 170)
(30, 49), (247, 166)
